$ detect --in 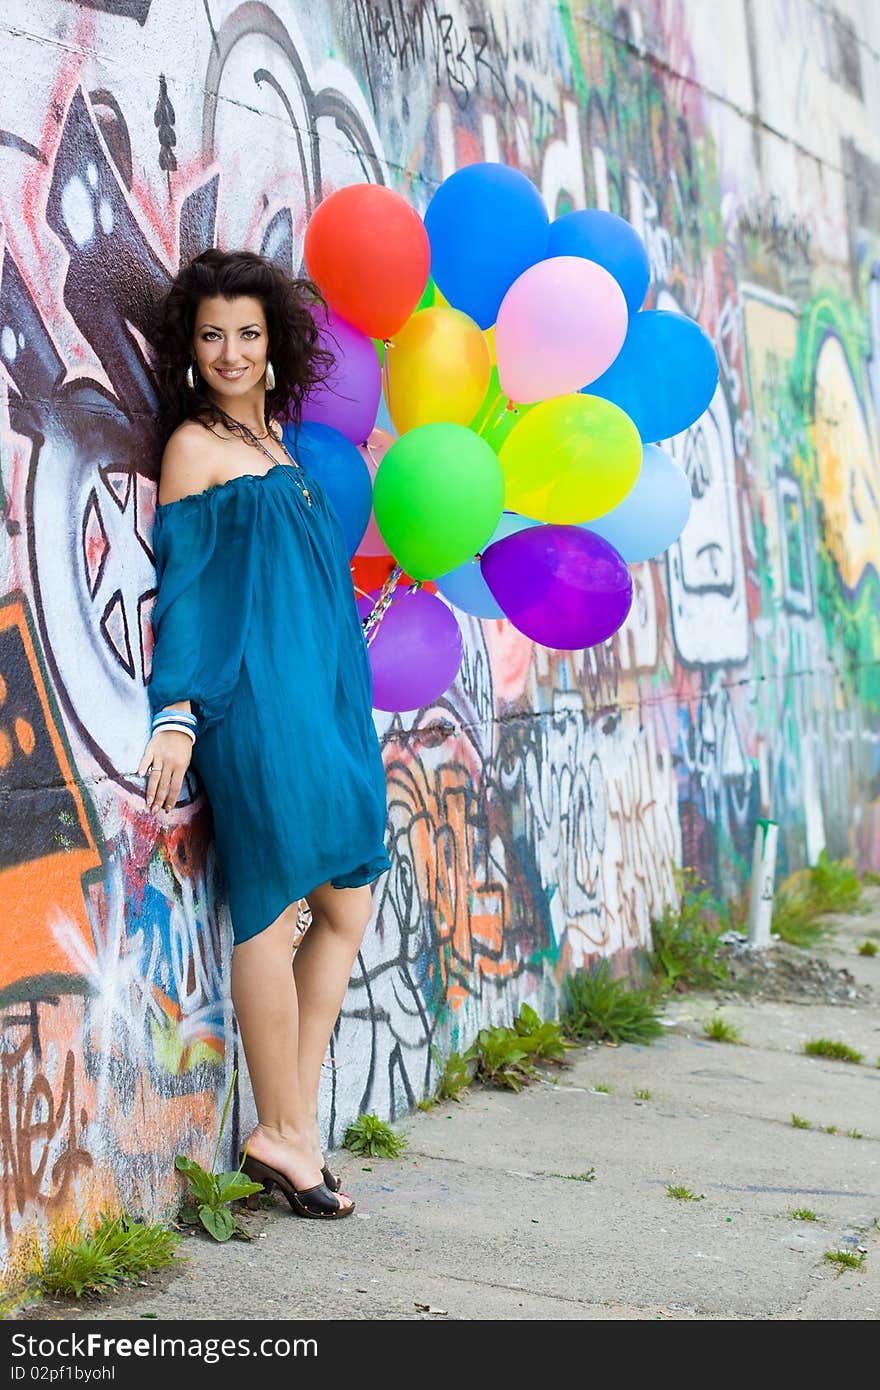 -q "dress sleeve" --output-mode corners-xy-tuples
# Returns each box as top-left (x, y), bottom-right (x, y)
(148, 483), (258, 731)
